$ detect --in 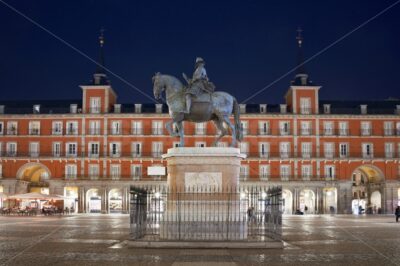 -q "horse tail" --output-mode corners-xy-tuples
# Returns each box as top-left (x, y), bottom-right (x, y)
(233, 97), (243, 141)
